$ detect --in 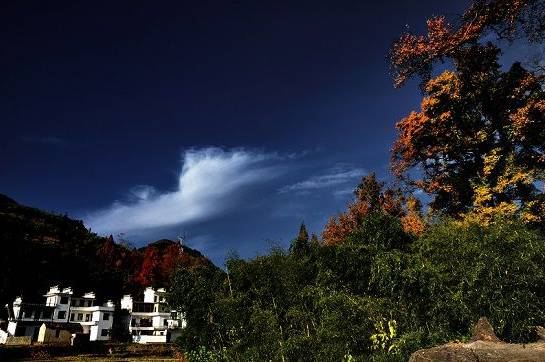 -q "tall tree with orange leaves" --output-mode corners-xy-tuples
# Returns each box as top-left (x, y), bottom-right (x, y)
(390, 0), (545, 225)
(390, 0), (545, 88)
